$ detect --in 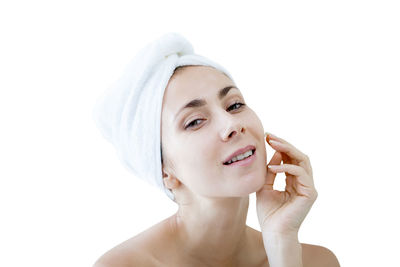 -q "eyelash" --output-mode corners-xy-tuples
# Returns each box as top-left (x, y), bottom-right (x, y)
(184, 102), (246, 129)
